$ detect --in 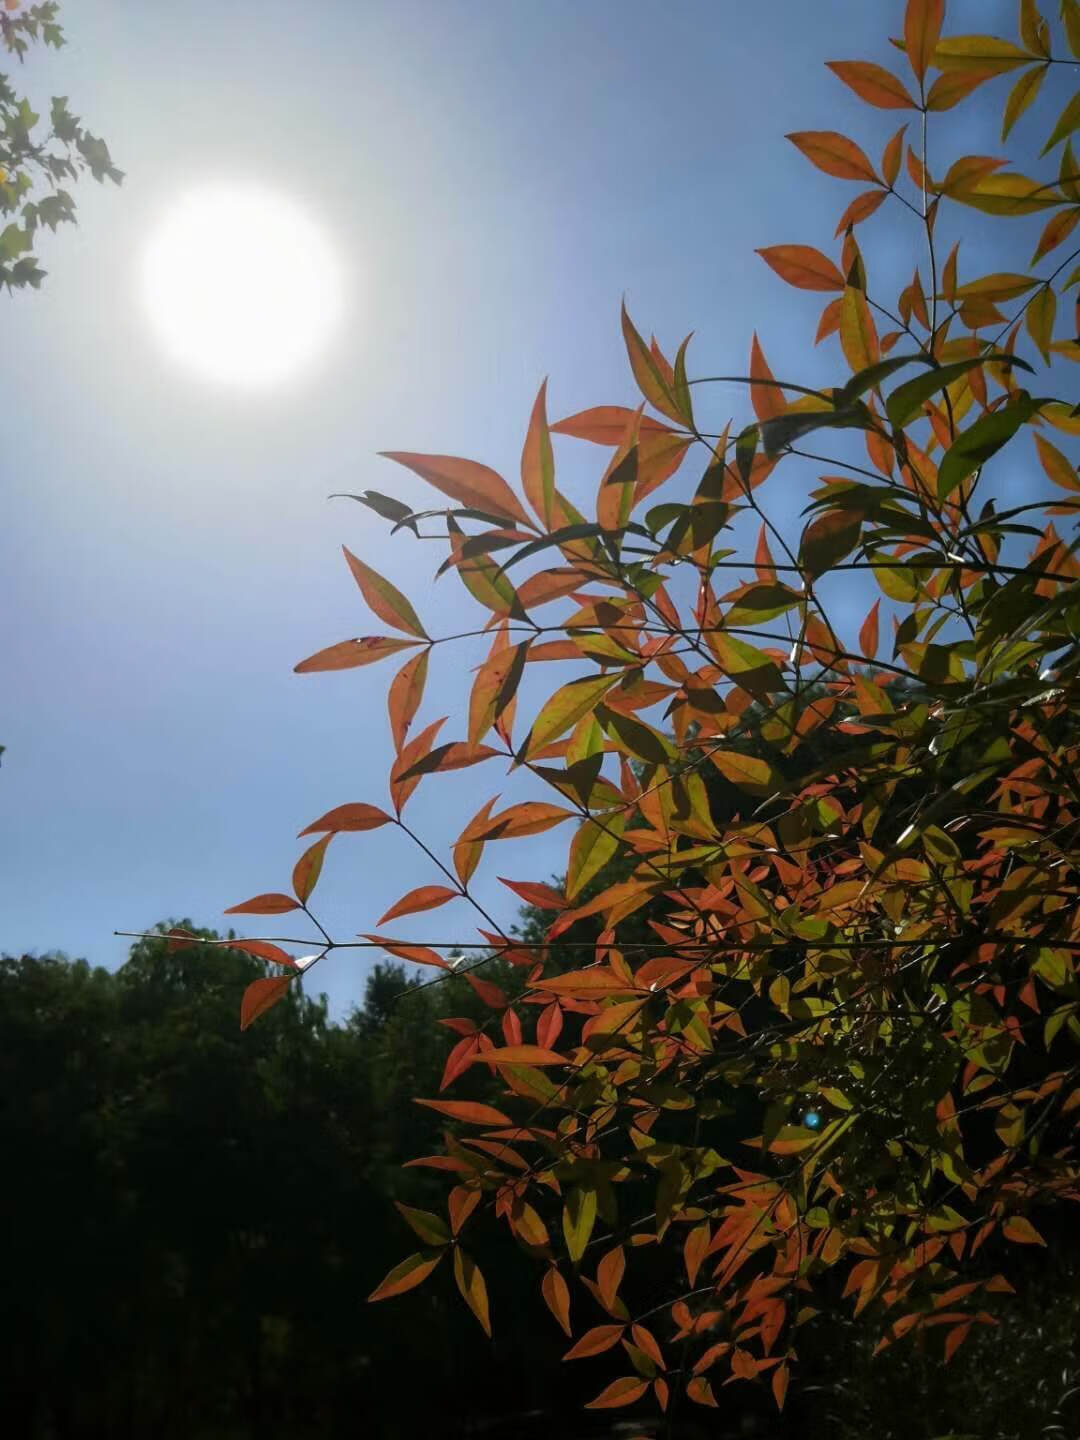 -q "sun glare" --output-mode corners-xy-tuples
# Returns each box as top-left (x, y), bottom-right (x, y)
(140, 183), (344, 387)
